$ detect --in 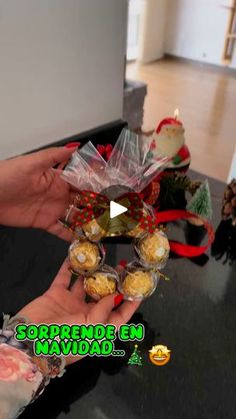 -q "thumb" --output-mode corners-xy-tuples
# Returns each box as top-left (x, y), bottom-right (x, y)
(27, 147), (76, 171)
